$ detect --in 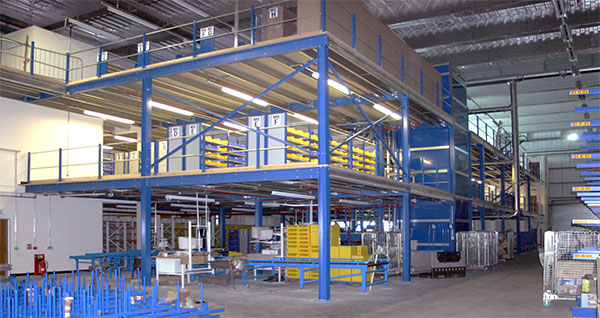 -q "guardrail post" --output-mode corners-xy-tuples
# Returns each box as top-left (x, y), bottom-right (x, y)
(98, 144), (102, 179)
(378, 35), (382, 67)
(27, 152), (31, 183)
(153, 139), (159, 175)
(250, 6), (255, 45)
(30, 41), (35, 75)
(352, 14), (356, 49)
(96, 45), (103, 77)
(256, 128), (260, 169)
(192, 20), (197, 57)
(65, 52), (70, 84)
(58, 148), (62, 182)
